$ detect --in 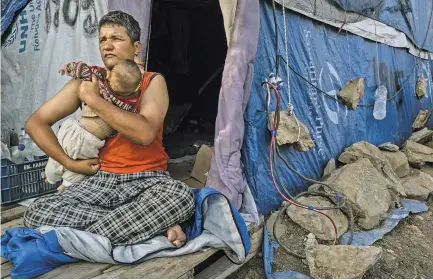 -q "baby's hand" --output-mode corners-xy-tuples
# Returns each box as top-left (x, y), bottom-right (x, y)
(59, 62), (75, 77)
(59, 67), (66, 75)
